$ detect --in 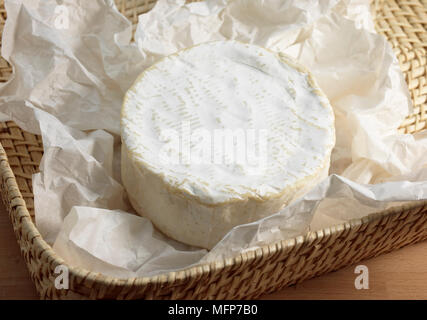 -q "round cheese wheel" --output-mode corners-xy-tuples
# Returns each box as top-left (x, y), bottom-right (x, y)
(121, 41), (335, 249)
